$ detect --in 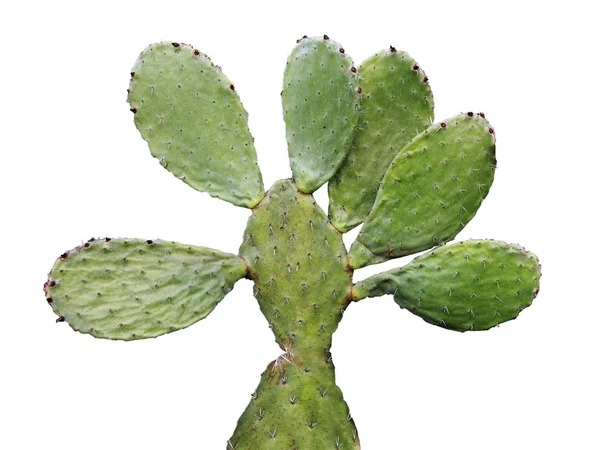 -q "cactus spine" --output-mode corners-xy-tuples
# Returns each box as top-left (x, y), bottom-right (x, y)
(44, 36), (541, 449)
